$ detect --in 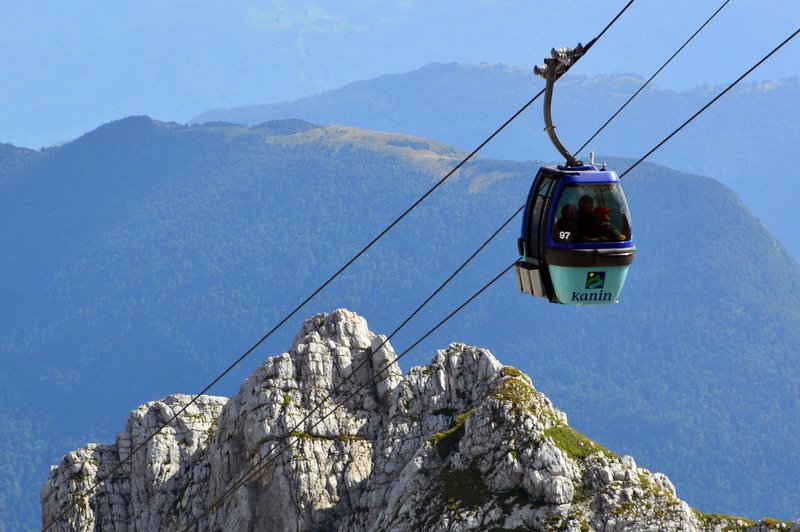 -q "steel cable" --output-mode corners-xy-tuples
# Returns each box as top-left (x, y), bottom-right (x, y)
(176, 3), (645, 528)
(44, 1), (642, 529)
(185, 22), (800, 530)
(42, 72), (543, 532)
(619, 26), (800, 179)
(182, 260), (517, 531)
(575, 0), (731, 157)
